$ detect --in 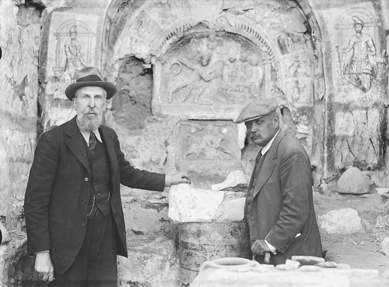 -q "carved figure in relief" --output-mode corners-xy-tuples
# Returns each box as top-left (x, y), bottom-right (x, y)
(338, 16), (377, 92)
(184, 126), (233, 160)
(290, 80), (306, 102)
(169, 52), (224, 104)
(63, 25), (86, 83)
